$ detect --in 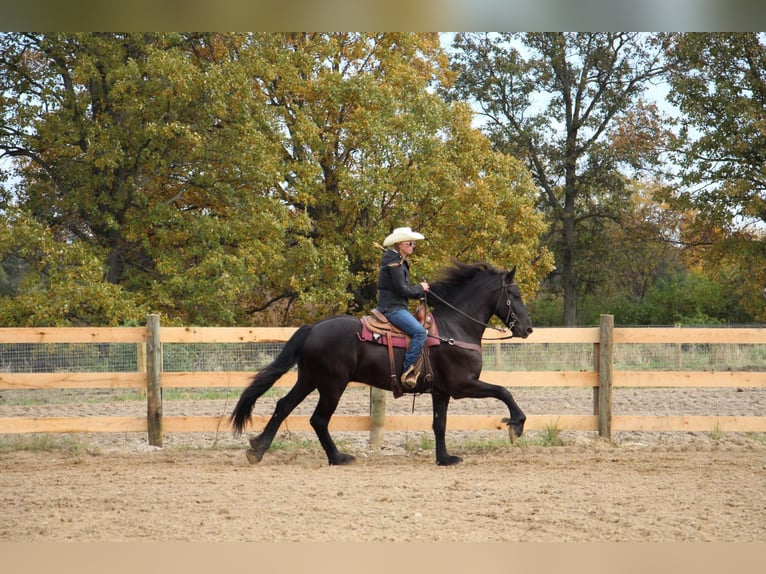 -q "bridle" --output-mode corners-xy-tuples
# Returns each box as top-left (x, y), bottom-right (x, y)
(498, 282), (519, 333)
(425, 275), (519, 340)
